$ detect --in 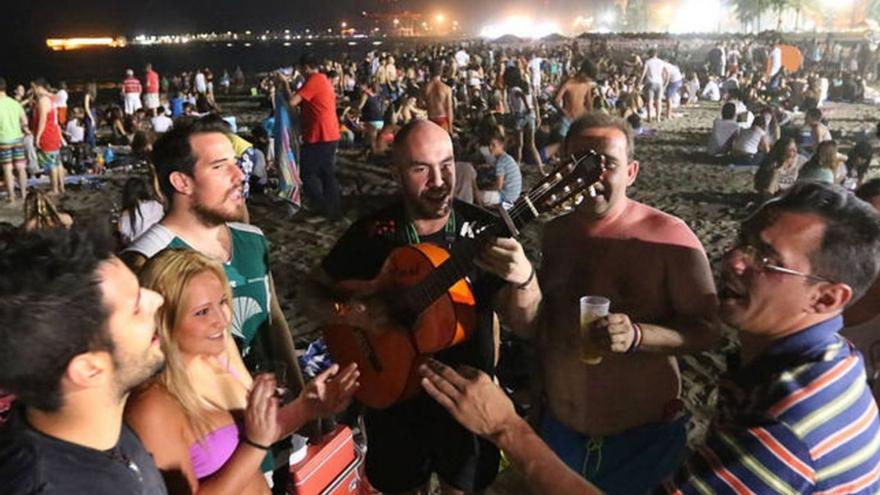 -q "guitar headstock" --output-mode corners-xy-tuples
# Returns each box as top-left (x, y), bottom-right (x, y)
(513, 151), (605, 221)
